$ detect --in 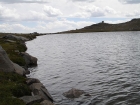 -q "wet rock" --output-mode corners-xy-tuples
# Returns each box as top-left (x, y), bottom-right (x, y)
(12, 62), (26, 76)
(21, 52), (37, 66)
(88, 97), (101, 105)
(26, 78), (40, 85)
(19, 95), (43, 105)
(40, 100), (55, 105)
(25, 69), (30, 75)
(3, 34), (29, 42)
(84, 93), (91, 96)
(63, 88), (85, 98)
(0, 46), (15, 72)
(29, 83), (53, 102)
